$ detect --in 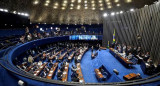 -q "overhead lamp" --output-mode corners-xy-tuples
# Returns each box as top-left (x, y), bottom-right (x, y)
(130, 8), (134, 11)
(70, 4), (74, 6)
(99, 0), (103, 3)
(107, 2), (111, 5)
(116, 12), (119, 14)
(100, 4), (103, 6)
(126, 0), (132, 3)
(106, 0), (110, 2)
(103, 13), (108, 17)
(108, 6), (112, 8)
(85, 7), (88, 9)
(78, 0), (81, 3)
(70, 7), (73, 9)
(62, 7), (65, 10)
(117, 4), (120, 6)
(91, 1), (95, 3)
(111, 12), (115, 16)
(115, 0), (119, 3)
(24, 13), (29, 16)
(0, 8), (3, 11)
(53, 6), (57, 9)
(100, 8), (104, 10)
(64, 0), (68, 3)
(120, 11), (123, 14)
(55, 2), (58, 6)
(33, 0), (39, 5)
(92, 8), (95, 10)
(45, 3), (49, 6)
